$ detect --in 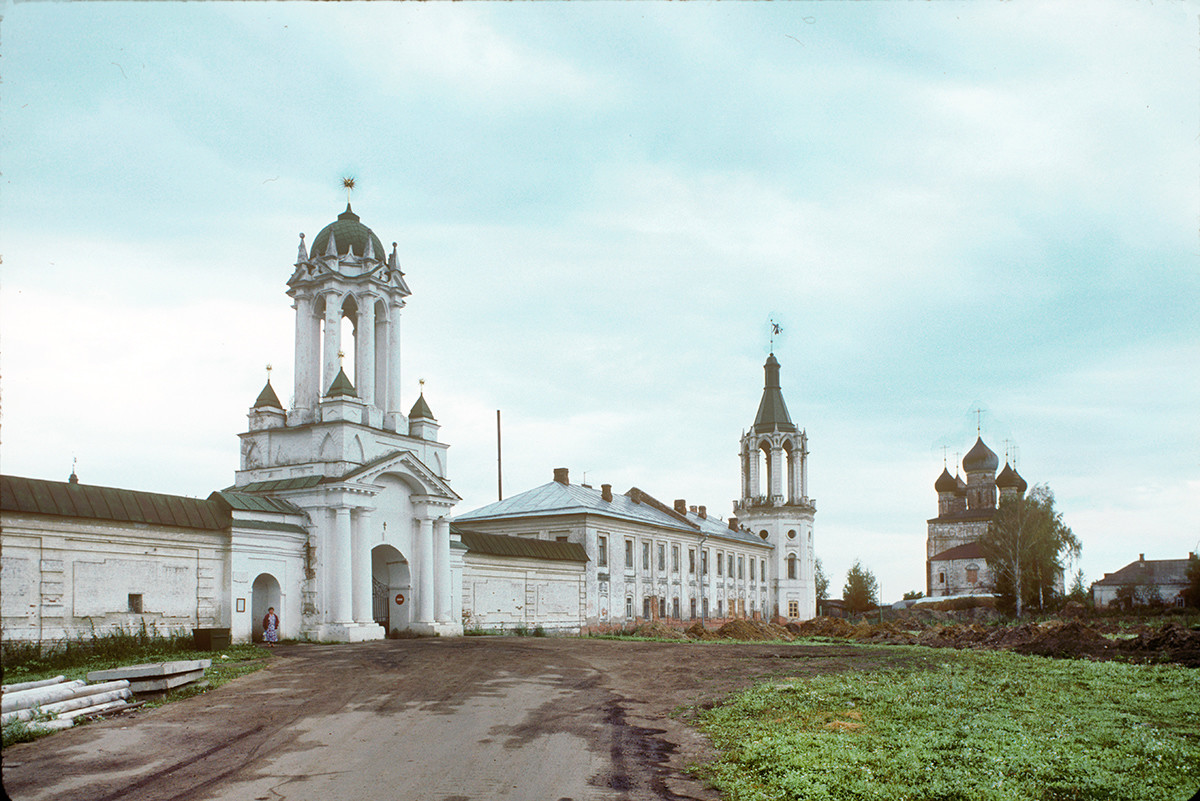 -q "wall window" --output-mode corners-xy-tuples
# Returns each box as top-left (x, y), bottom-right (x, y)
(717, 600), (724, 617)
(128, 593), (143, 613)
(749, 558), (756, 581)
(657, 543), (666, 572)
(717, 553), (724, 576)
(625, 596), (633, 618)
(659, 597), (667, 618)
(625, 539), (634, 569)
(672, 597), (680, 619)
(788, 554), (797, 580)
(702, 598), (710, 617)
(738, 556), (745, 580)
(642, 542), (651, 571)
(761, 559), (766, 582)
(672, 545), (680, 573)
(788, 600), (799, 618)
(598, 536), (608, 568)
(966, 564), (979, 584)
(690, 598), (697, 618)
(643, 597), (652, 619)
(701, 549), (709, 576)
(556, 536), (569, 542)
(938, 572), (945, 584)
(688, 548), (696, 574)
